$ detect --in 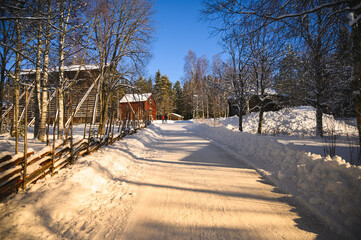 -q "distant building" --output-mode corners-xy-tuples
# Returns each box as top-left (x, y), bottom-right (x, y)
(119, 93), (156, 121)
(168, 113), (184, 121)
